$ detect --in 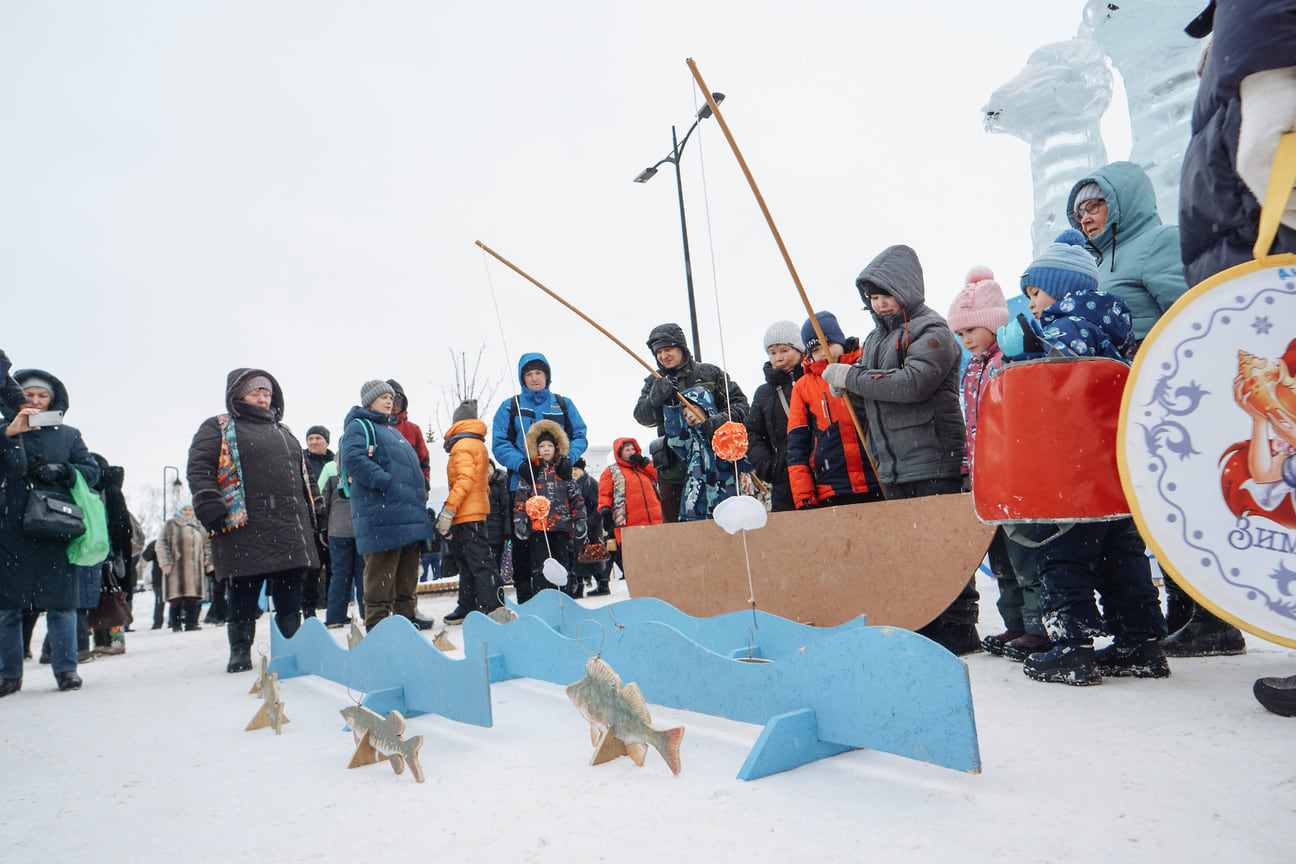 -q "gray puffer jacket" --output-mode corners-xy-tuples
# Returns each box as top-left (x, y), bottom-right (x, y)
(843, 245), (965, 486)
